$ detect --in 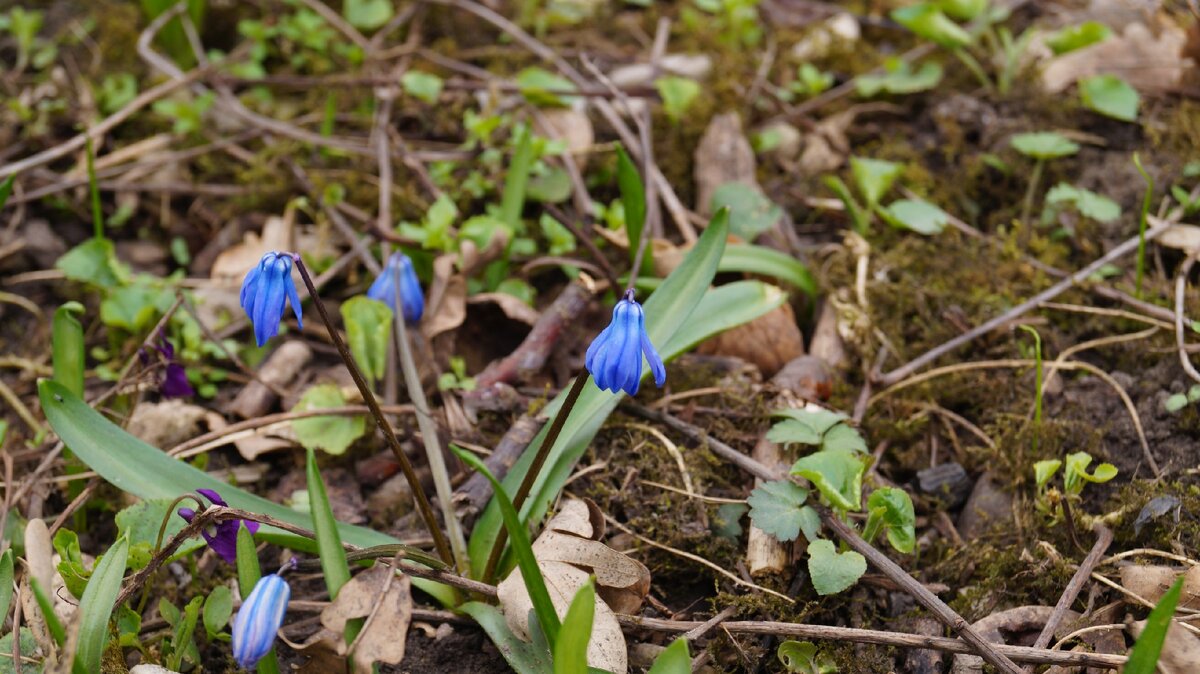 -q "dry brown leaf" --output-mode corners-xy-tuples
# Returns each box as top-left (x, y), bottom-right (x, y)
(1040, 21), (1188, 94)
(320, 564), (414, 674)
(423, 253), (468, 339)
(210, 214), (294, 281)
(694, 113), (756, 215)
(467, 292), (541, 326)
(22, 518), (57, 657)
(127, 400), (224, 450)
(534, 109), (594, 167)
(1120, 564), (1200, 609)
(698, 301), (804, 378)
(496, 499), (650, 674)
(1157, 224), (1200, 253)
